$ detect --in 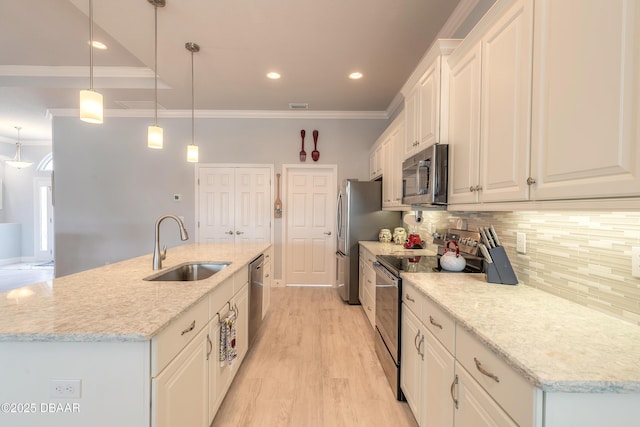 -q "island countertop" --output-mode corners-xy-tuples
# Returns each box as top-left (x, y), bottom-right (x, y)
(402, 272), (640, 394)
(0, 242), (270, 342)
